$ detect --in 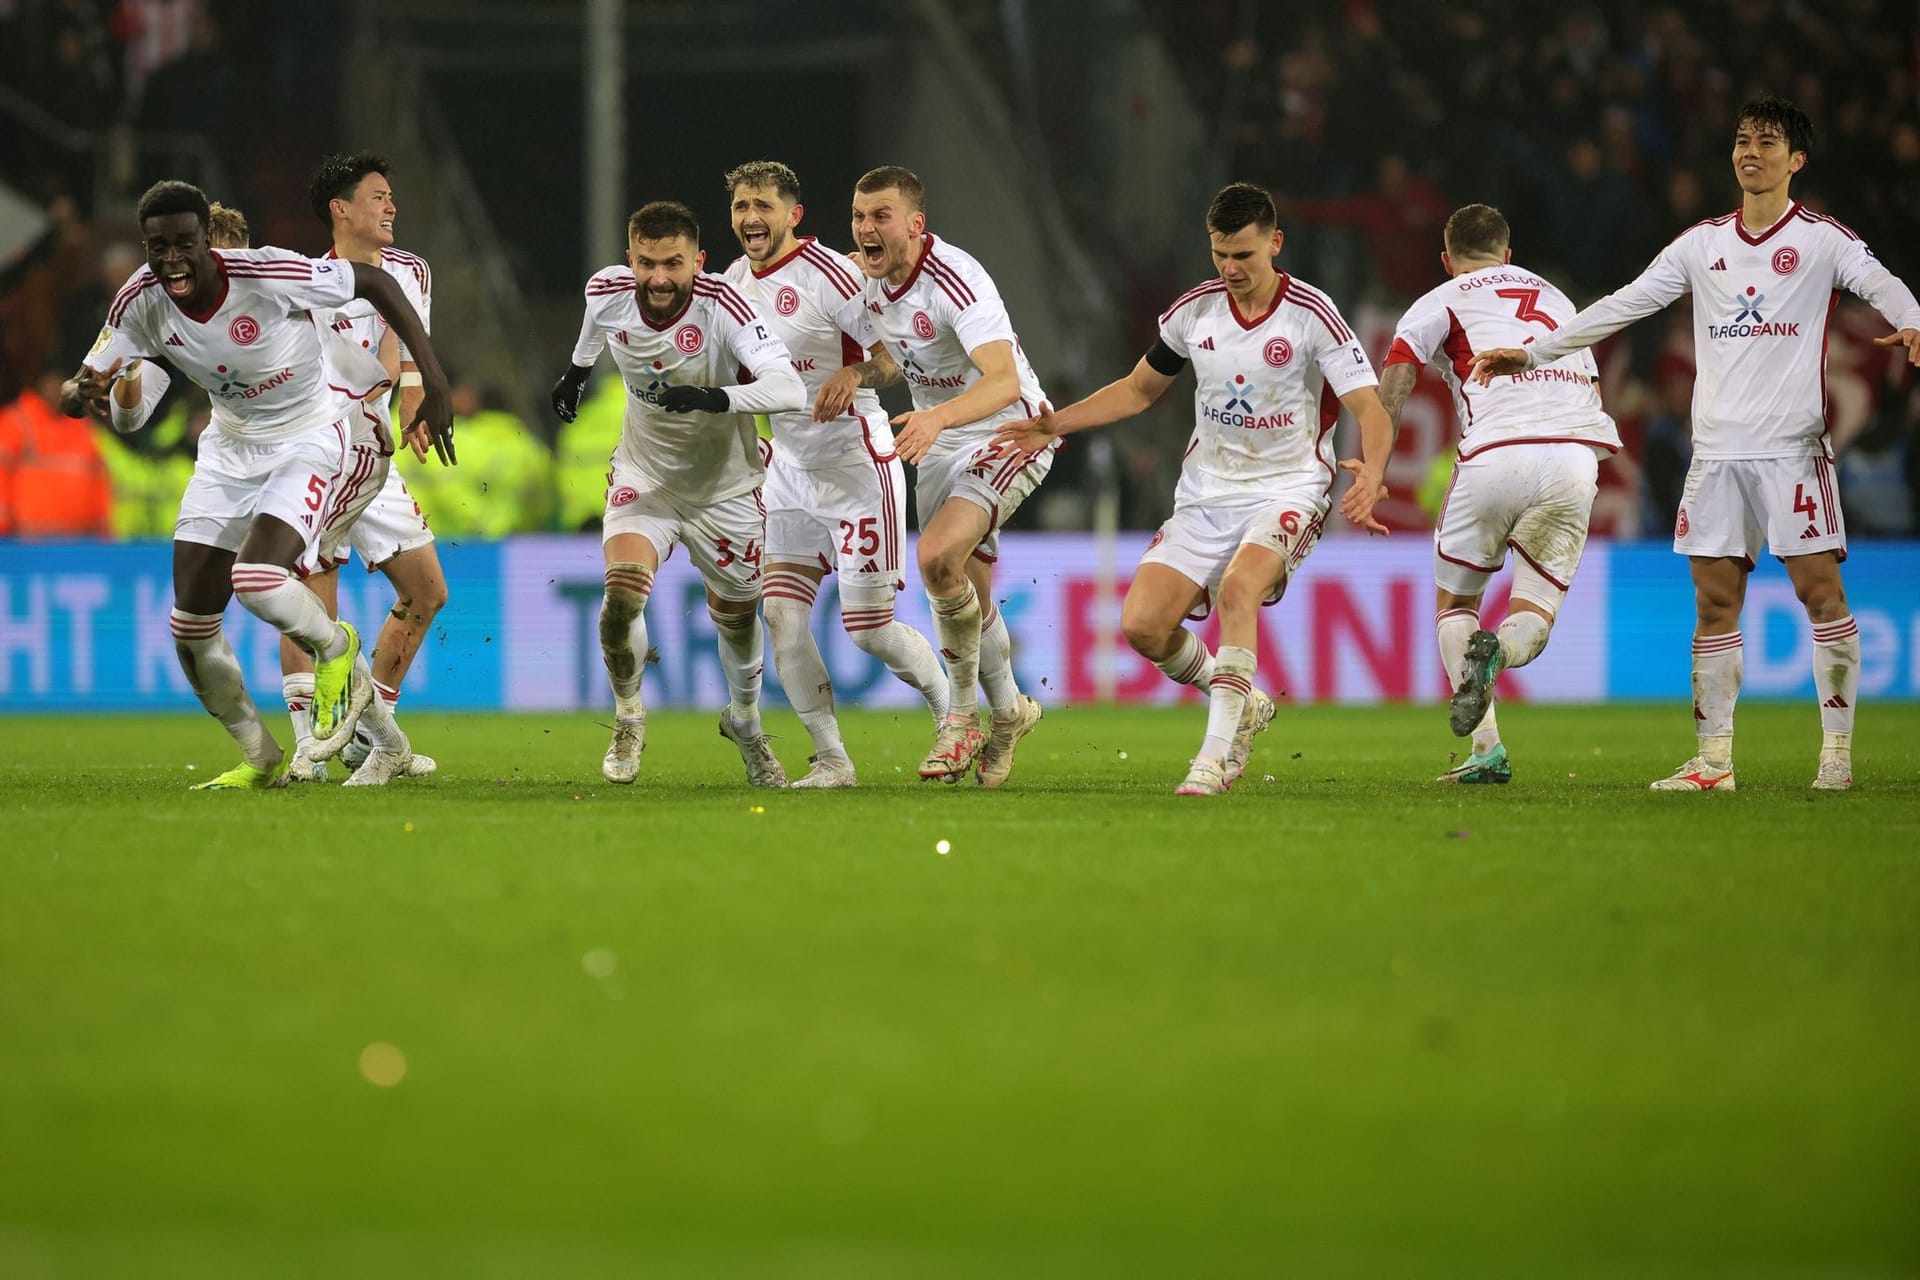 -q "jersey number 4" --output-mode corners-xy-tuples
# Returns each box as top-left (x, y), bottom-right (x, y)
(1794, 483), (1818, 522)
(1495, 288), (1560, 331)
